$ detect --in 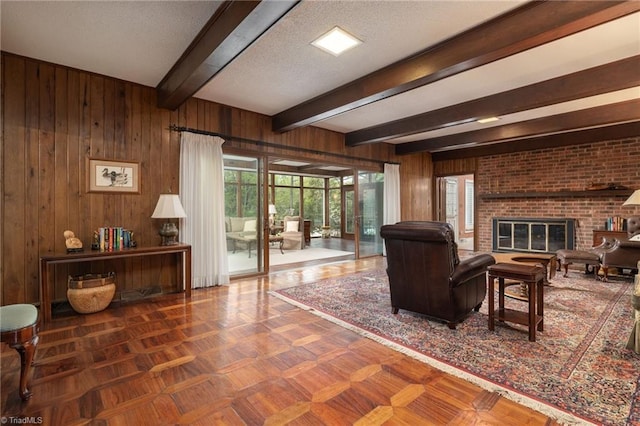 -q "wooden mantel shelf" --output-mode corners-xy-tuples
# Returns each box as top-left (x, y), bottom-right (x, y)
(479, 189), (633, 200)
